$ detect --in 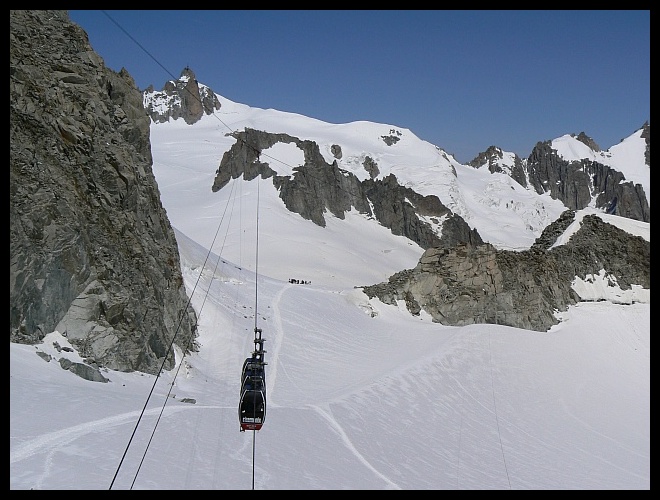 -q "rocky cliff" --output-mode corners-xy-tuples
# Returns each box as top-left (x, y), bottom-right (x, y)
(10, 10), (197, 375)
(526, 139), (650, 222)
(211, 128), (483, 250)
(360, 211), (650, 331)
(470, 128), (651, 223)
